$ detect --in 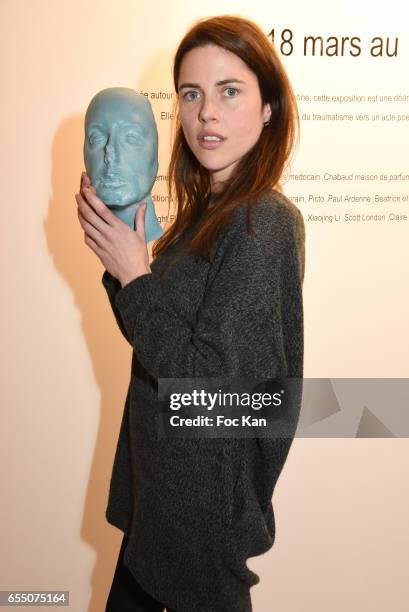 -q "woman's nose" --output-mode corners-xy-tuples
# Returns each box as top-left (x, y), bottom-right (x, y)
(198, 96), (219, 123)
